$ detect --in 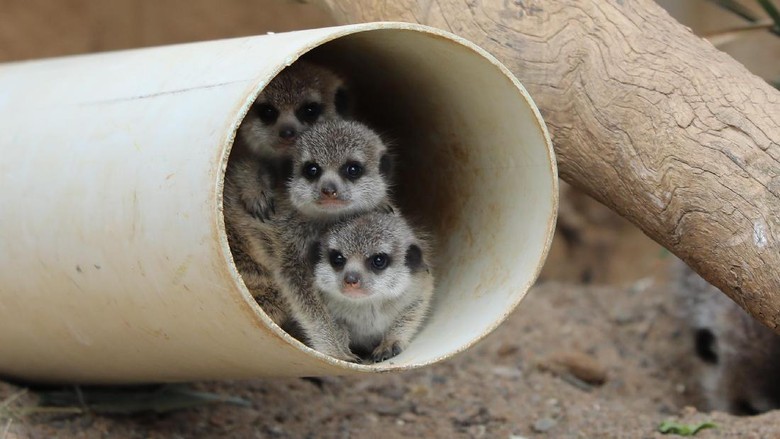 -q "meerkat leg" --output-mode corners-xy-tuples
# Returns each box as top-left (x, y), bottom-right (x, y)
(238, 212), (358, 361)
(241, 186), (275, 222)
(246, 277), (288, 327)
(275, 257), (359, 363)
(228, 238), (289, 326)
(226, 157), (276, 221)
(372, 297), (430, 363)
